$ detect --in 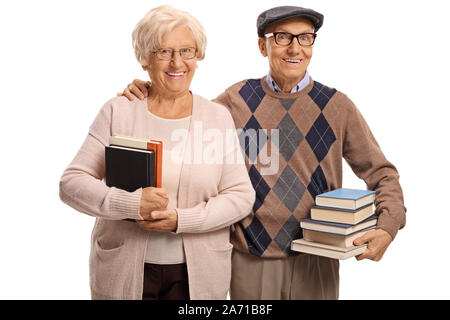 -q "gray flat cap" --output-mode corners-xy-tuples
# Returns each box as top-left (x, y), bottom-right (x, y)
(257, 6), (324, 37)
